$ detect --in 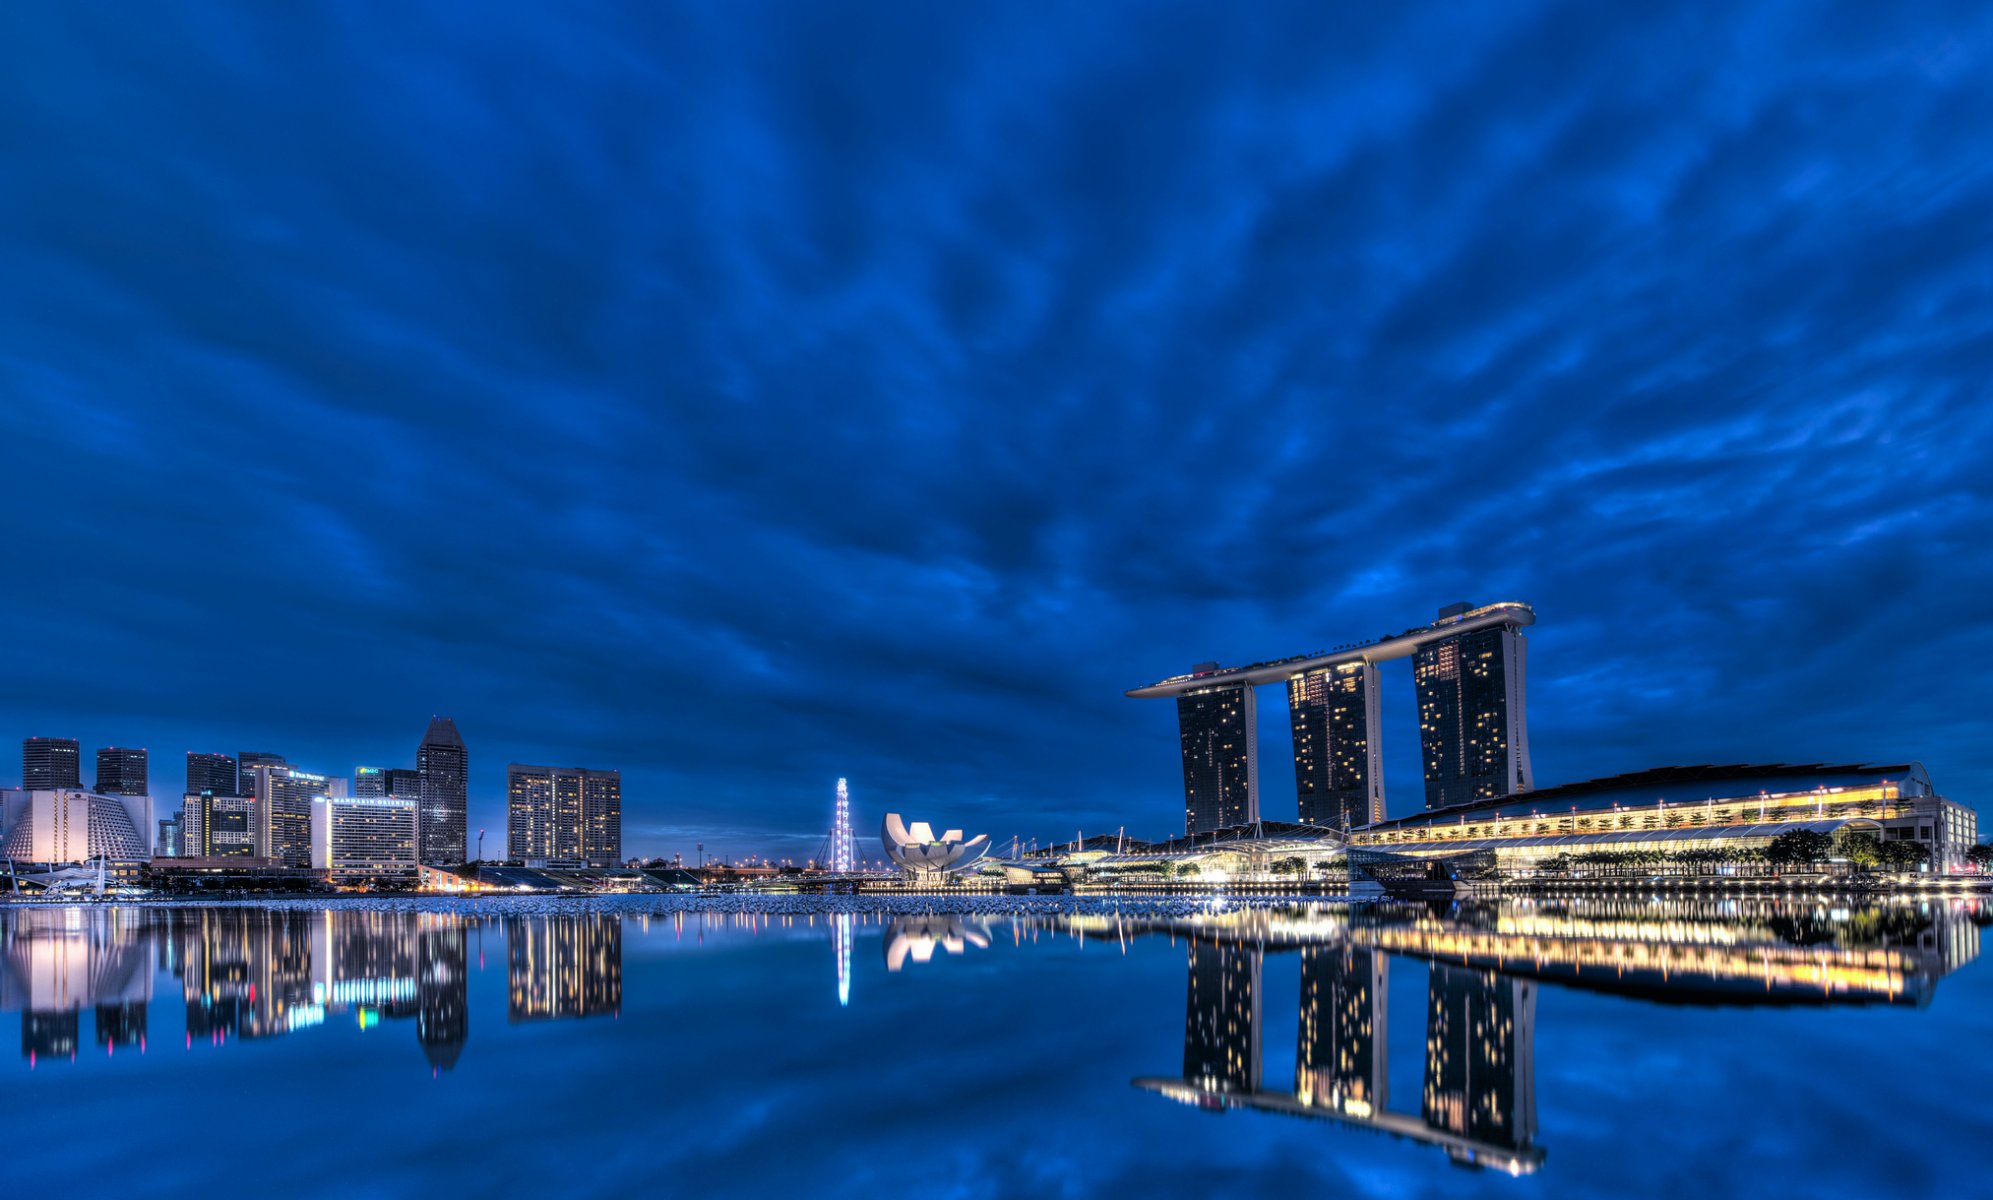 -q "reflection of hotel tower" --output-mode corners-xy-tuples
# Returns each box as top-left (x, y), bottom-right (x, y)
(1297, 945), (1387, 1114)
(176, 909), (317, 1040)
(1151, 938), (1541, 1171)
(506, 915), (622, 1021)
(1182, 939), (1261, 1093)
(1422, 966), (1537, 1160)
(1, 908), (153, 1063)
